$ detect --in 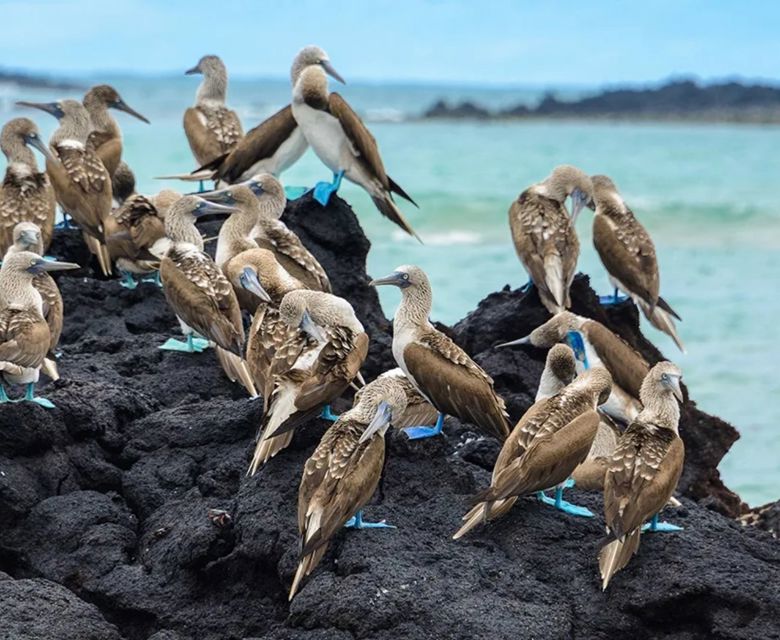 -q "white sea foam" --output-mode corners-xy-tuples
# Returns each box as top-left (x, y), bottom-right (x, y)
(390, 229), (481, 245)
